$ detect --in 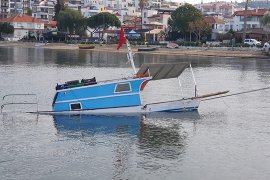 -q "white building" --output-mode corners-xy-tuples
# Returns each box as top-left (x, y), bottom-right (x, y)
(81, 5), (106, 18)
(148, 0), (162, 9)
(204, 16), (226, 40)
(104, 0), (133, 9)
(0, 14), (44, 40)
(195, 1), (237, 18)
(32, 0), (55, 21)
(232, 9), (268, 31)
(142, 9), (158, 26)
